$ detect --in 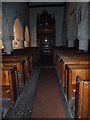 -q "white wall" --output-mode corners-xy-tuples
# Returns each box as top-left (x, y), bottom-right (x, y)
(30, 6), (64, 47)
